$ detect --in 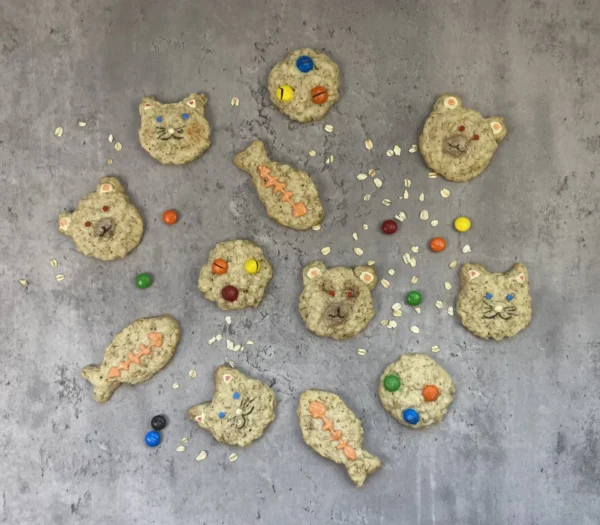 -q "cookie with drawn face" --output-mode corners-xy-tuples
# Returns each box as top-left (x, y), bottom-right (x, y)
(299, 261), (377, 340)
(418, 94), (507, 182)
(58, 177), (143, 261)
(138, 93), (210, 165)
(378, 354), (455, 429)
(188, 366), (276, 447)
(268, 48), (341, 123)
(198, 239), (273, 311)
(457, 263), (532, 340)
